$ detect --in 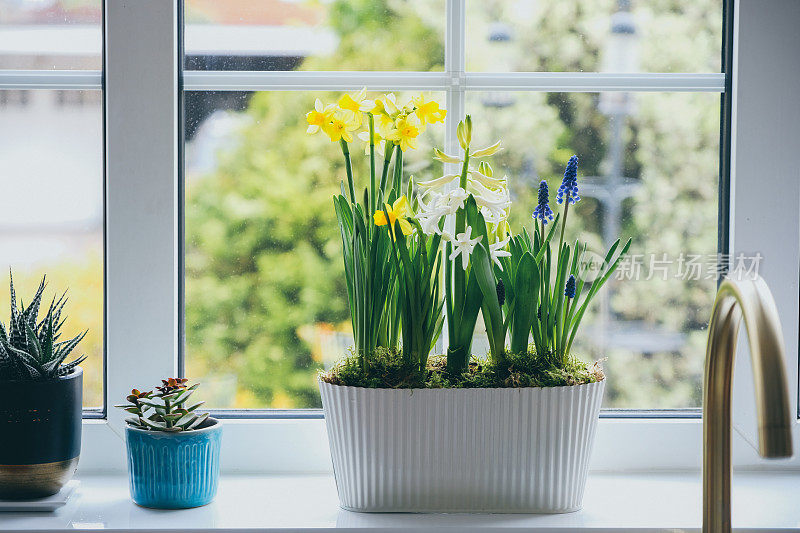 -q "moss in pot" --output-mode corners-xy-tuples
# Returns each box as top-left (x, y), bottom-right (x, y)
(0, 274), (88, 499)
